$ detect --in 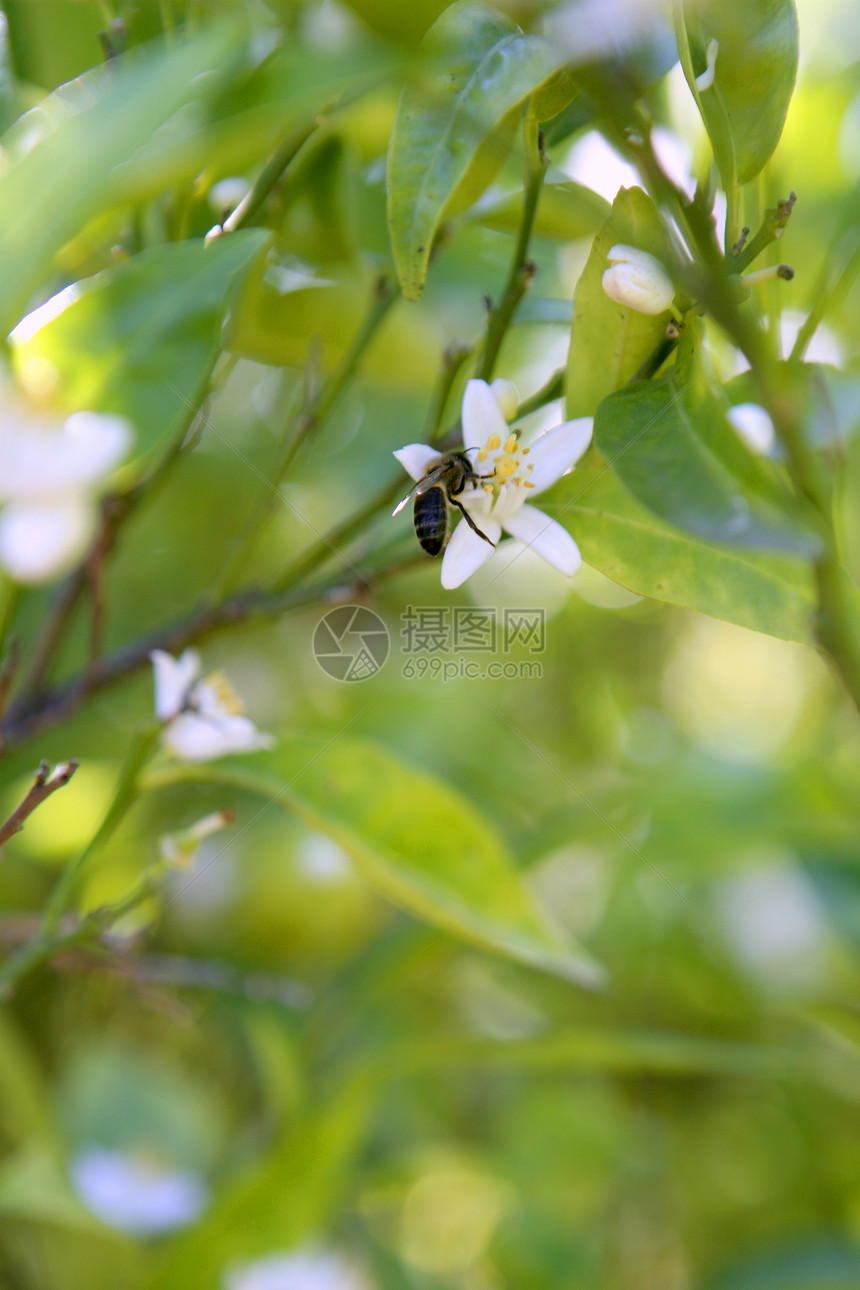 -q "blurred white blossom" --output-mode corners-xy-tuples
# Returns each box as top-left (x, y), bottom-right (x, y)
(70, 1146), (206, 1235)
(225, 1249), (370, 1290)
(160, 809), (236, 869)
(727, 403), (776, 456)
(151, 648), (275, 761)
(0, 391), (130, 583)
